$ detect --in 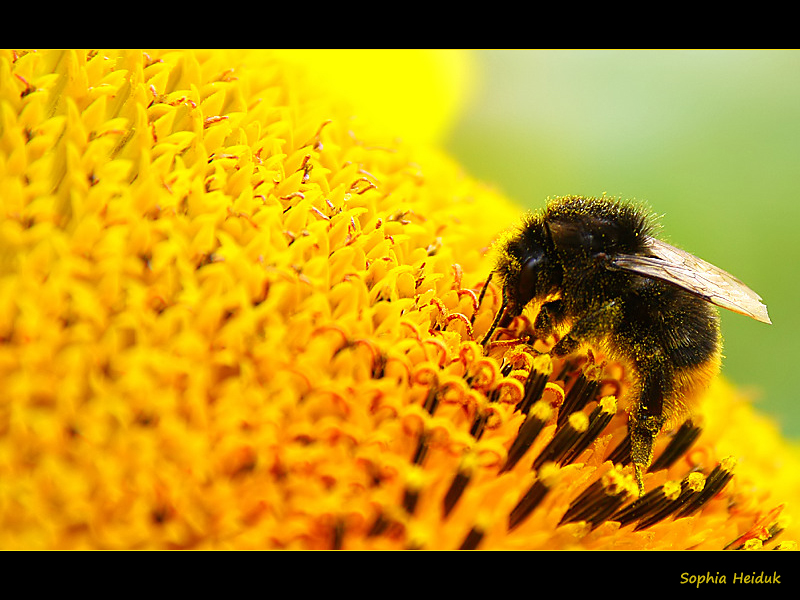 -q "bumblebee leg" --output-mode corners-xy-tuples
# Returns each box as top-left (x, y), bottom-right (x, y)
(550, 334), (580, 357)
(533, 300), (567, 339)
(628, 362), (668, 496)
(550, 299), (623, 357)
